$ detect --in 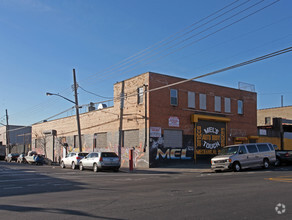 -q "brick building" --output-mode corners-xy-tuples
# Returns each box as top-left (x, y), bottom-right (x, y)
(257, 106), (292, 150)
(32, 72), (257, 167)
